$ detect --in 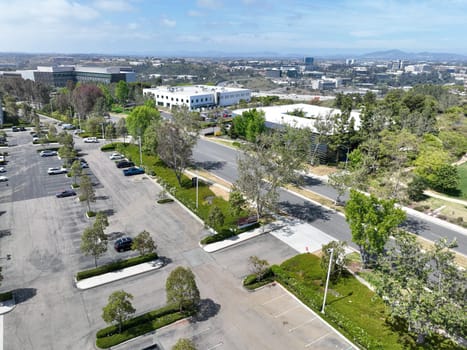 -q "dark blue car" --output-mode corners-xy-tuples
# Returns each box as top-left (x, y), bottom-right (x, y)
(123, 167), (145, 176)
